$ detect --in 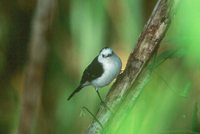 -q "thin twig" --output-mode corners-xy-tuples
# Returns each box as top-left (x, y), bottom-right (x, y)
(82, 106), (103, 129)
